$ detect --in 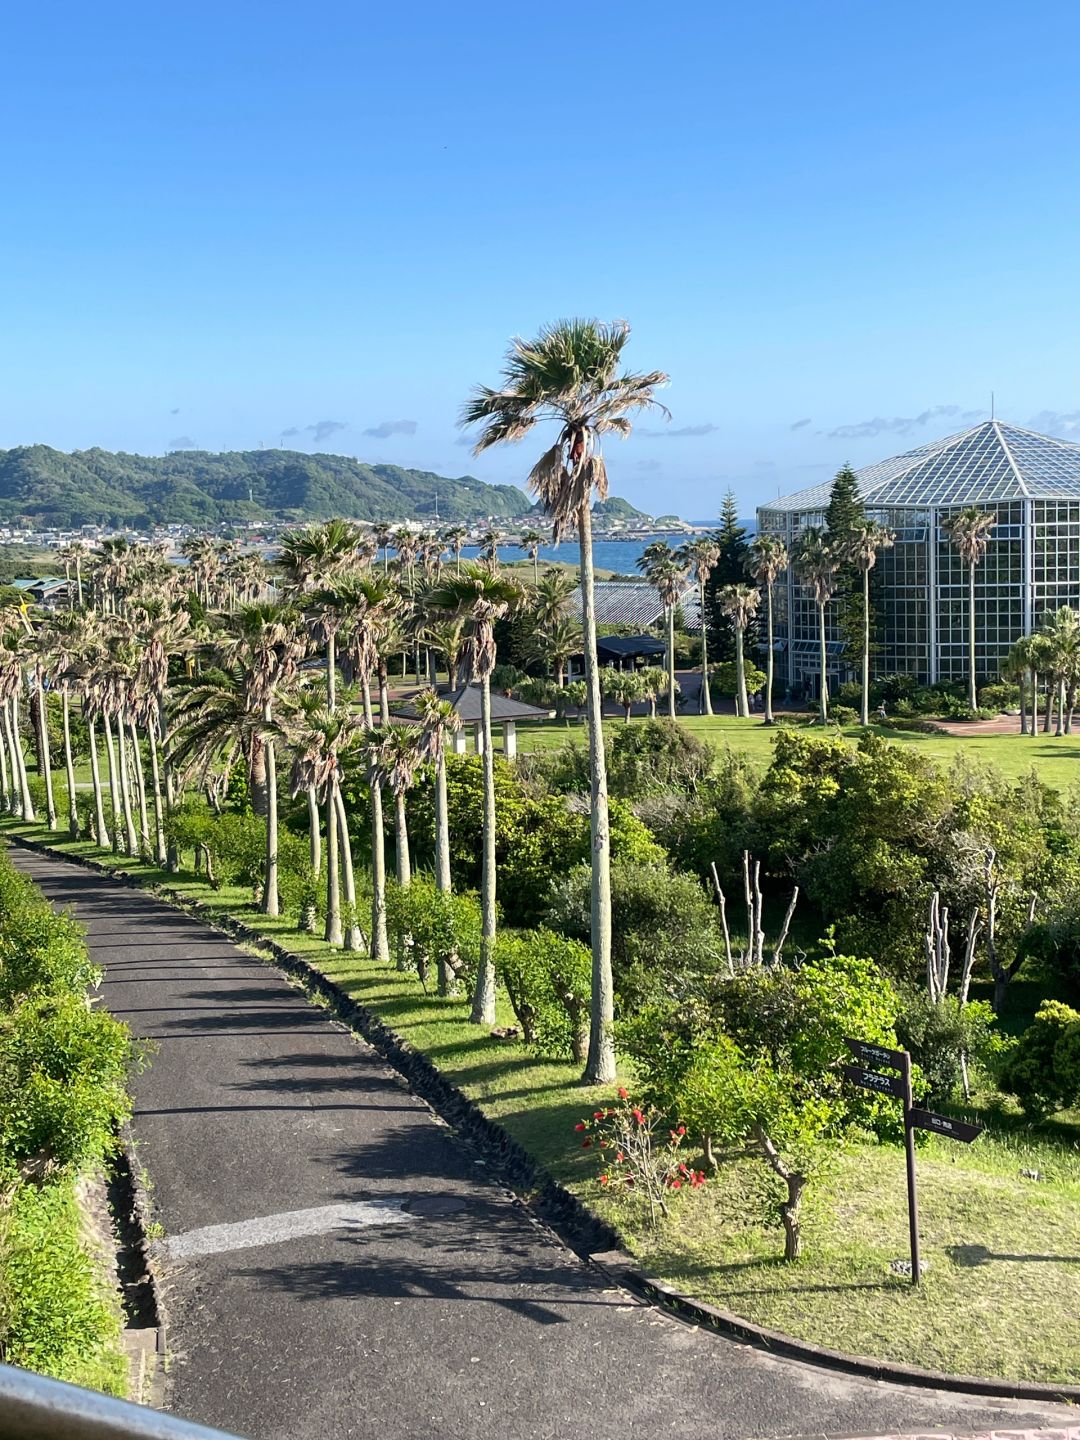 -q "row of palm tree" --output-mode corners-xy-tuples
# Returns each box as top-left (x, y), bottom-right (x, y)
(1005, 605), (1080, 735)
